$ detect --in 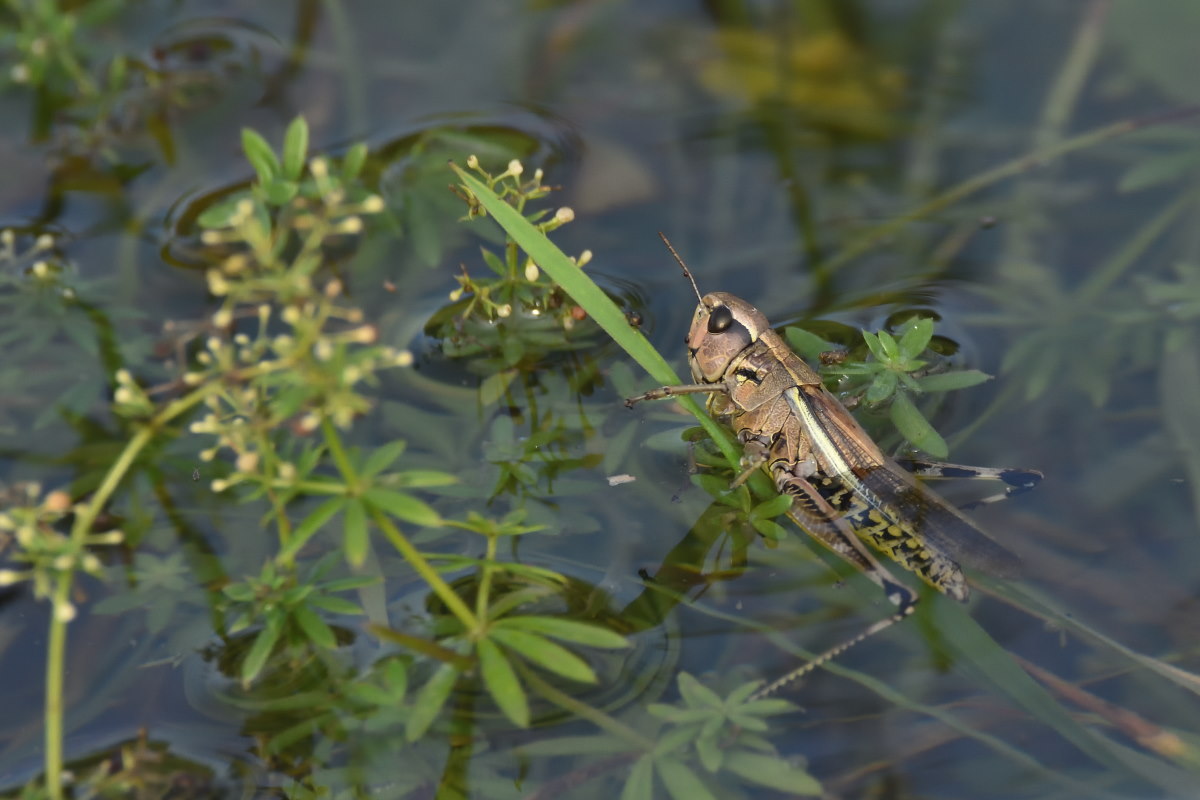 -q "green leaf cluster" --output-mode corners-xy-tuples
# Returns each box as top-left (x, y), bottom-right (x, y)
(808, 317), (990, 458)
(221, 554), (375, 685)
(620, 673), (819, 799)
